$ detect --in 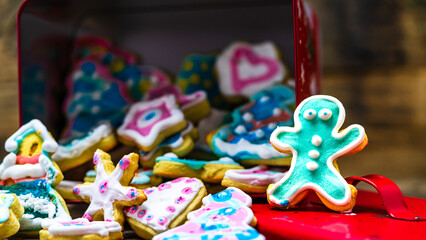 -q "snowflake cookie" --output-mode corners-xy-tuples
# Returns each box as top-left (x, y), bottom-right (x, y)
(72, 149), (146, 227)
